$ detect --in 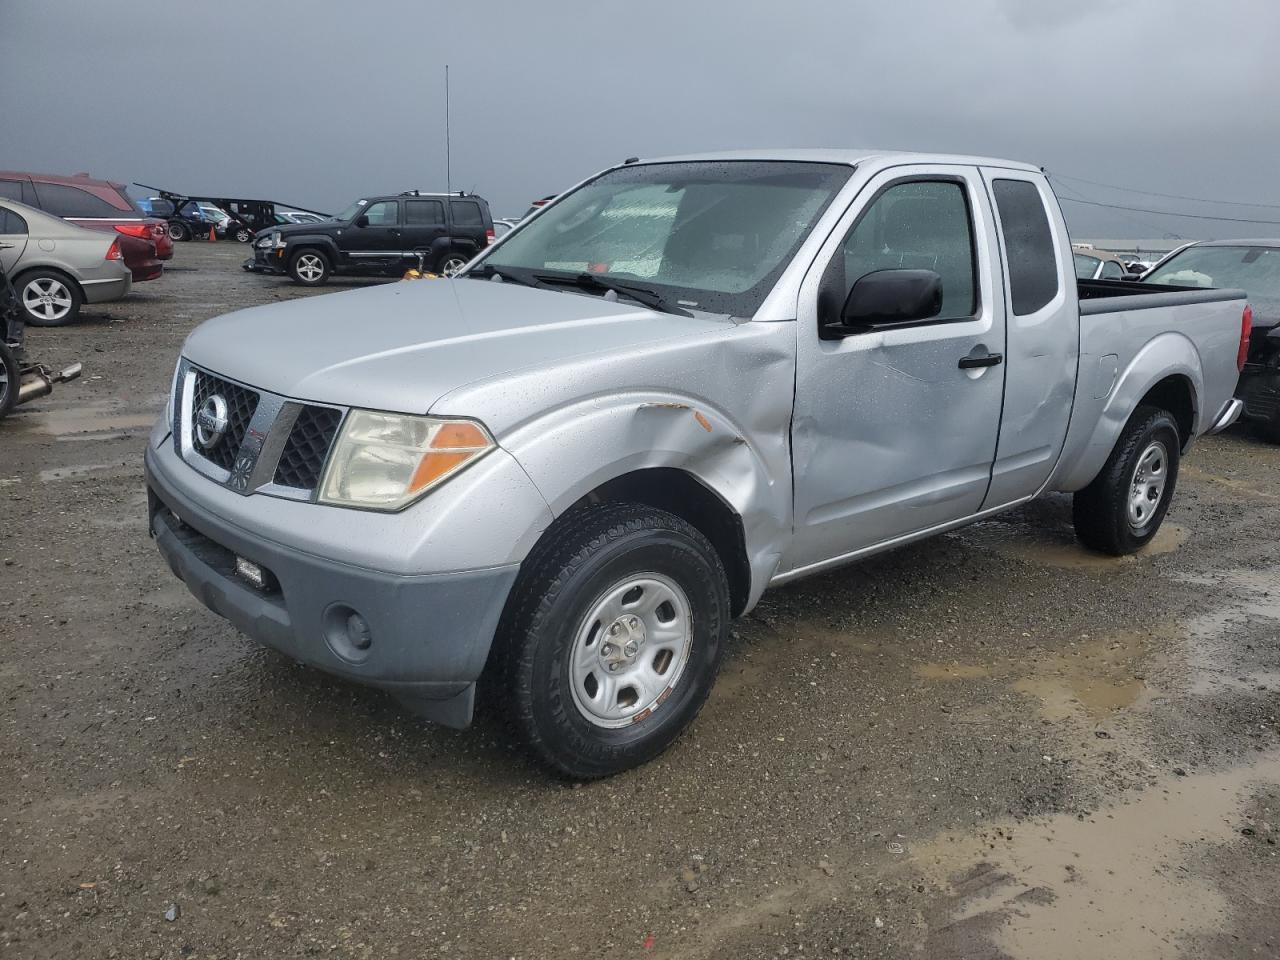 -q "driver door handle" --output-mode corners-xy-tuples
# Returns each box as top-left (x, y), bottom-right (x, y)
(958, 351), (1003, 369)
